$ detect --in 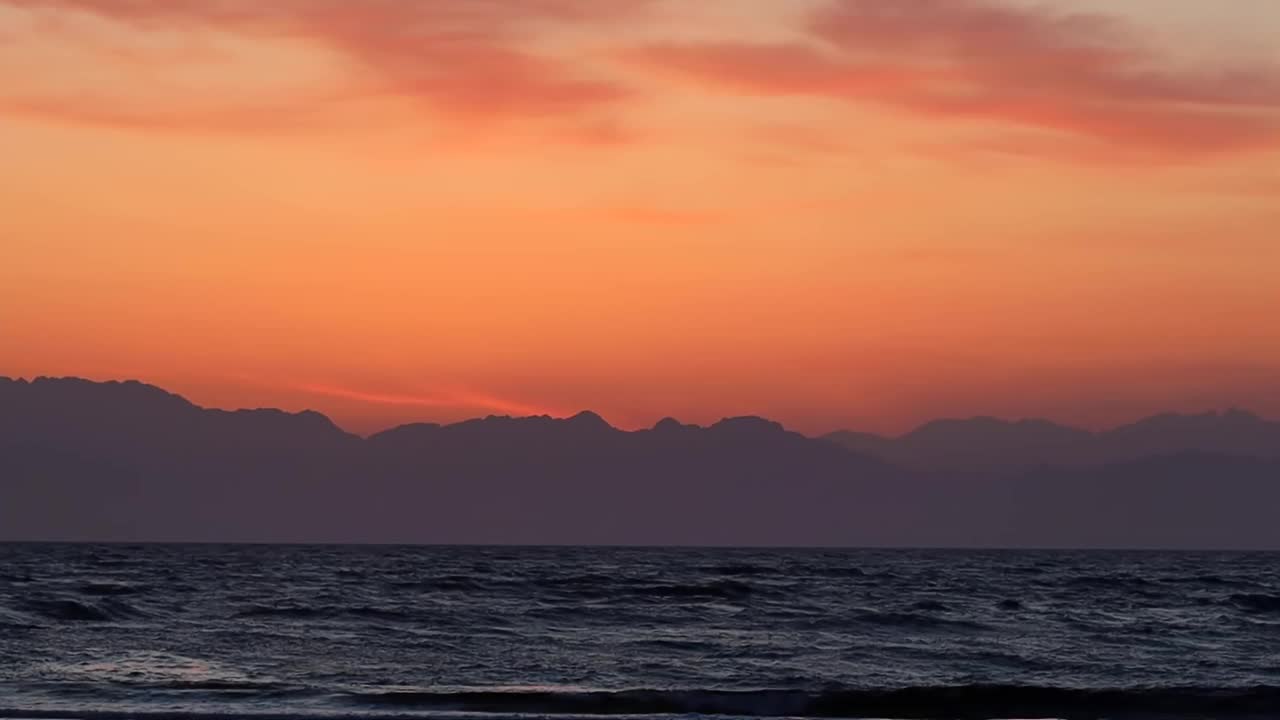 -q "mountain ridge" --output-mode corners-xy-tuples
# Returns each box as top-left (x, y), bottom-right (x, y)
(826, 409), (1280, 472)
(6, 375), (1274, 448)
(3, 375), (1279, 547)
